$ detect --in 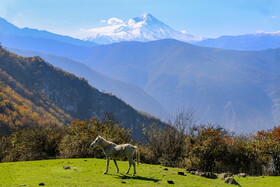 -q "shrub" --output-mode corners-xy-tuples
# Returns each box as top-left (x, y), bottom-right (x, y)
(184, 125), (228, 172)
(142, 109), (195, 167)
(142, 124), (185, 166)
(252, 126), (280, 175)
(58, 117), (131, 159)
(0, 125), (63, 162)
